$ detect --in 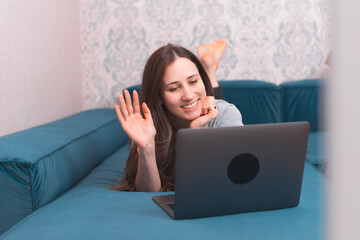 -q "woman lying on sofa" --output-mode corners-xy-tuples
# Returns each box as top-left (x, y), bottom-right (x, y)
(110, 40), (243, 192)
